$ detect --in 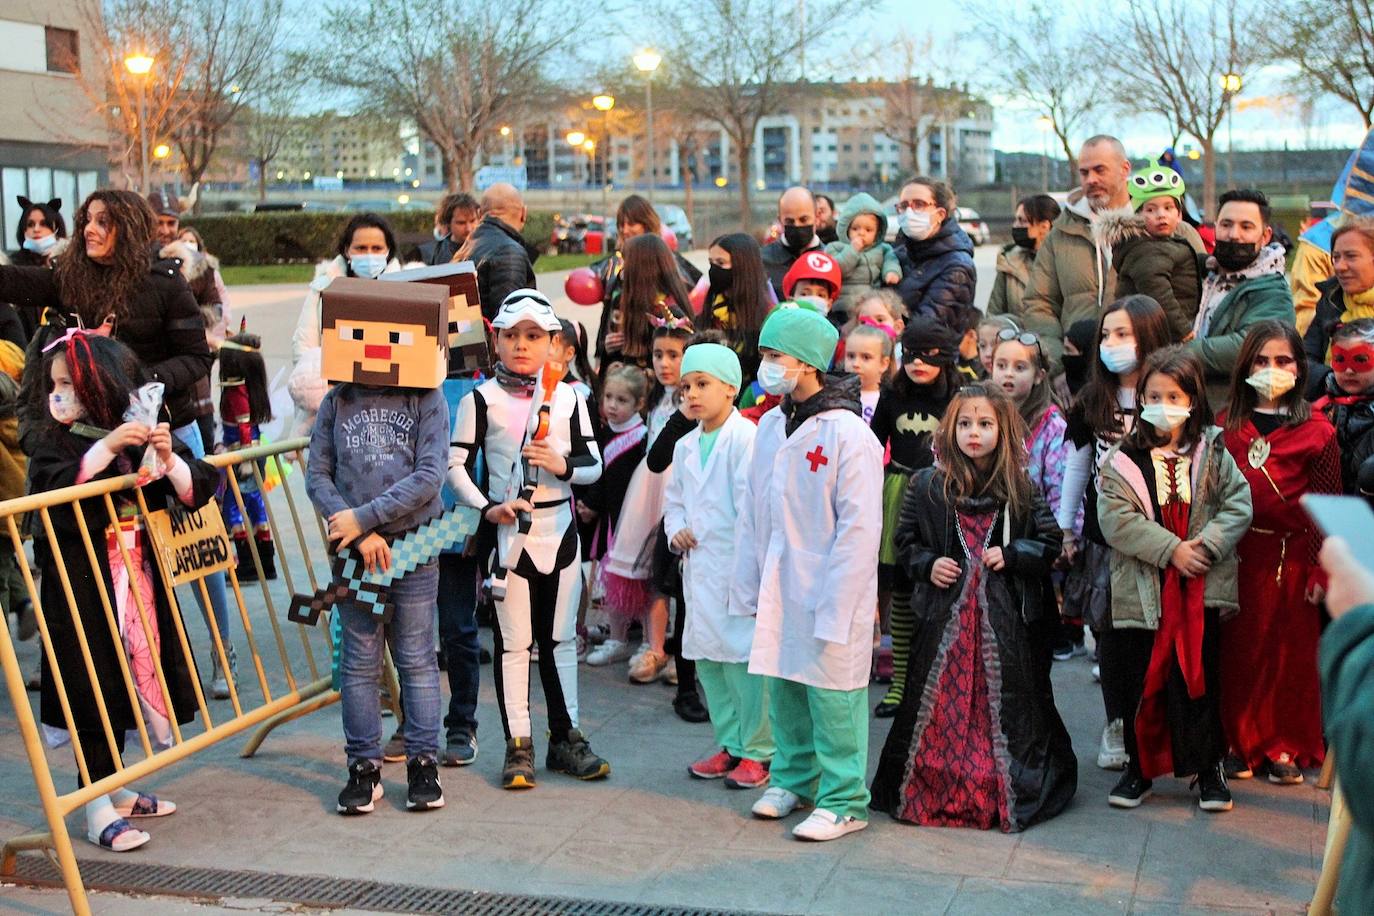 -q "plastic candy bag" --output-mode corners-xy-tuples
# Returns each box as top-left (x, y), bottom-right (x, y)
(124, 382), (165, 482)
